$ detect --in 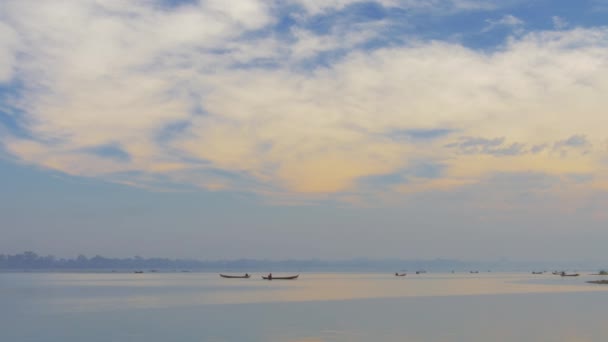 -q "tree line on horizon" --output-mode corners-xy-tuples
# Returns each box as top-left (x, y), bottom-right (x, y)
(4, 251), (597, 272)
(0, 251), (205, 270)
(0, 251), (339, 270)
(0, 251), (475, 271)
